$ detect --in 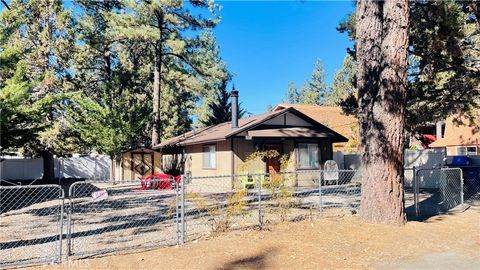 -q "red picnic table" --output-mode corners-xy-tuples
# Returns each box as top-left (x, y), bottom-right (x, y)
(138, 174), (181, 190)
